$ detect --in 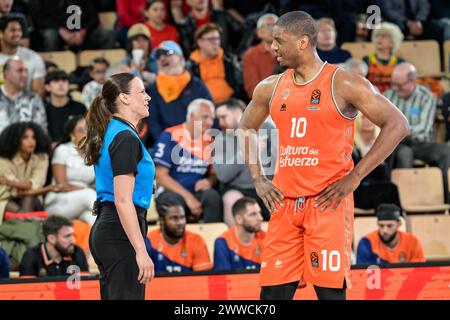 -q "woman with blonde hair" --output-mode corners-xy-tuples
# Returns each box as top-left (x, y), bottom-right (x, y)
(363, 22), (405, 93)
